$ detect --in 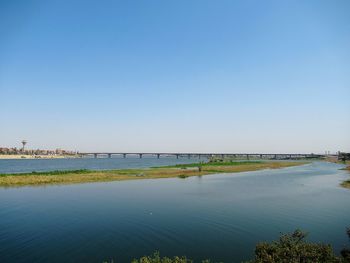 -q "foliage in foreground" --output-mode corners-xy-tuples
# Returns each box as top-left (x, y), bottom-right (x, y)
(246, 229), (346, 263)
(131, 252), (195, 263)
(126, 229), (350, 263)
